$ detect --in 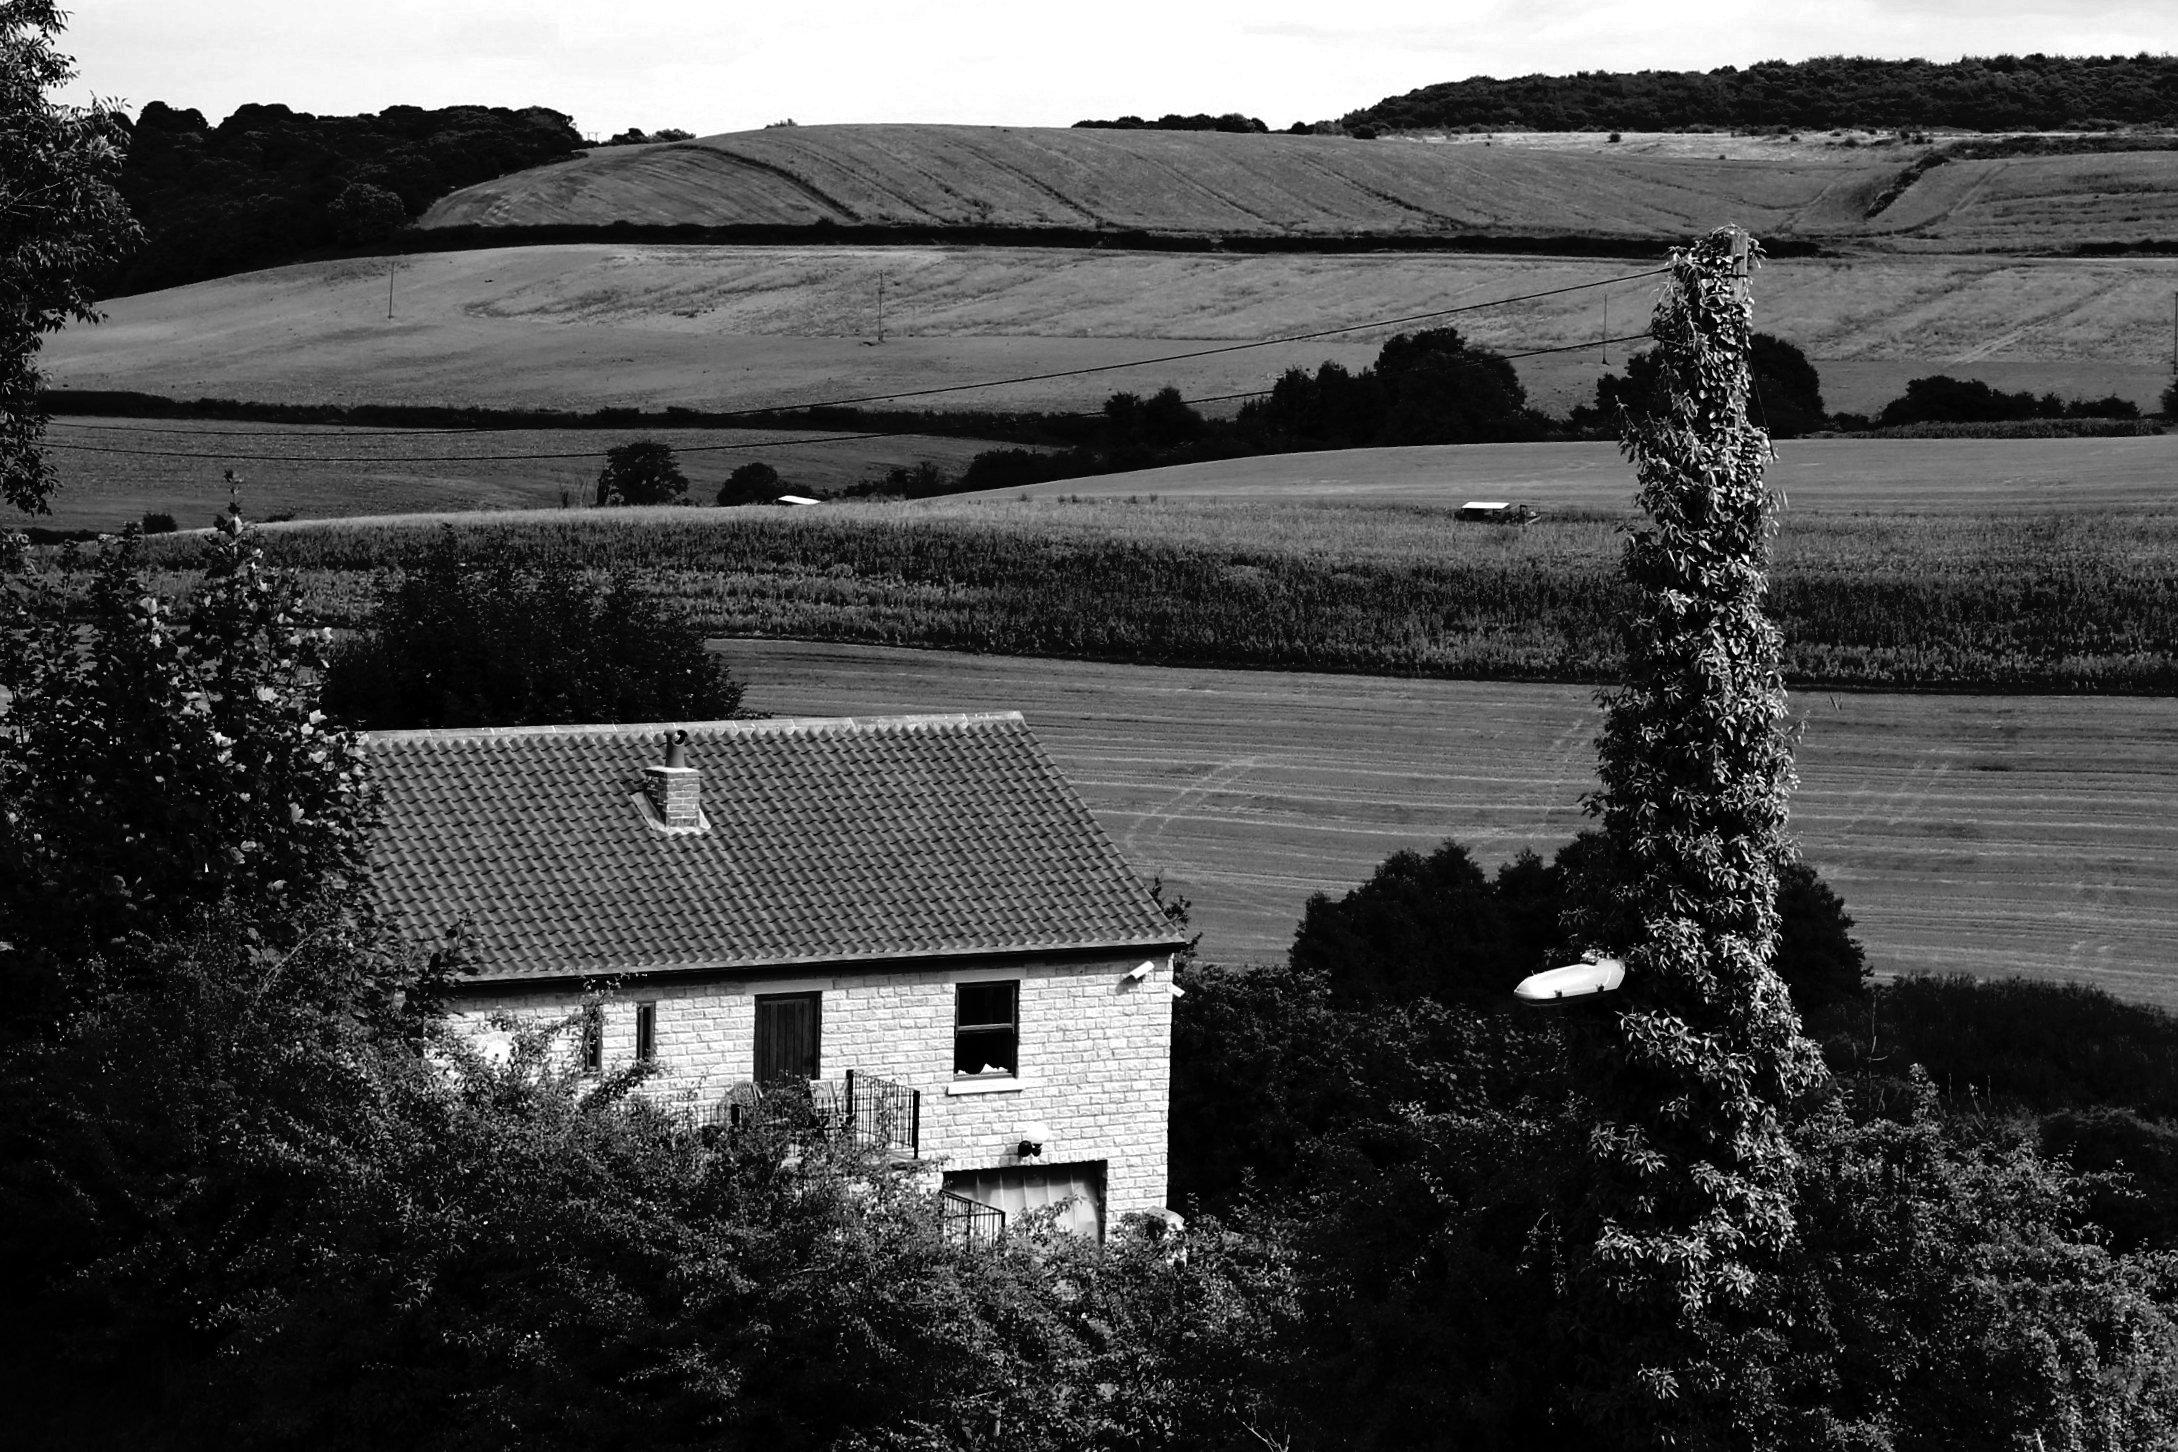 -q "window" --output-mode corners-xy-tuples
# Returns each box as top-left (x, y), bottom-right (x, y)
(955, 981), (1018, 1077)
(635, 1002), (657, 1064)
(581, 1004), (603, 1074)
(754, 992), (821, 1083)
